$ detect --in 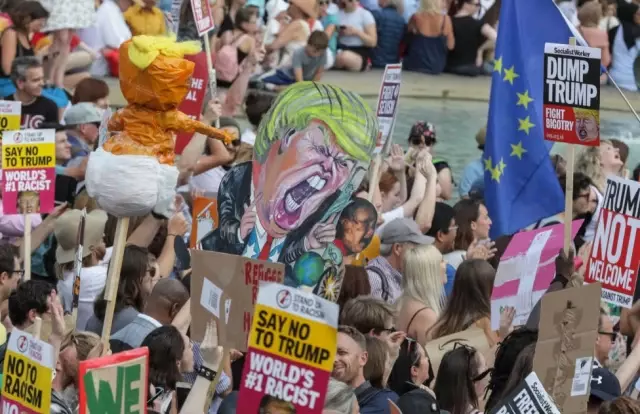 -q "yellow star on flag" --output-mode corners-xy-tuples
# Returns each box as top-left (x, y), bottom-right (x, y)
(490, 166), (502, 183)
(498, 158), (506, 173)
(503, 66), (519, 85)
(518, 116), (535, 135)
(484, 156), (493, 171)
(516, 90), (533, 109)
(494, 56), (503, 75)
(510, 141), (527, 159)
